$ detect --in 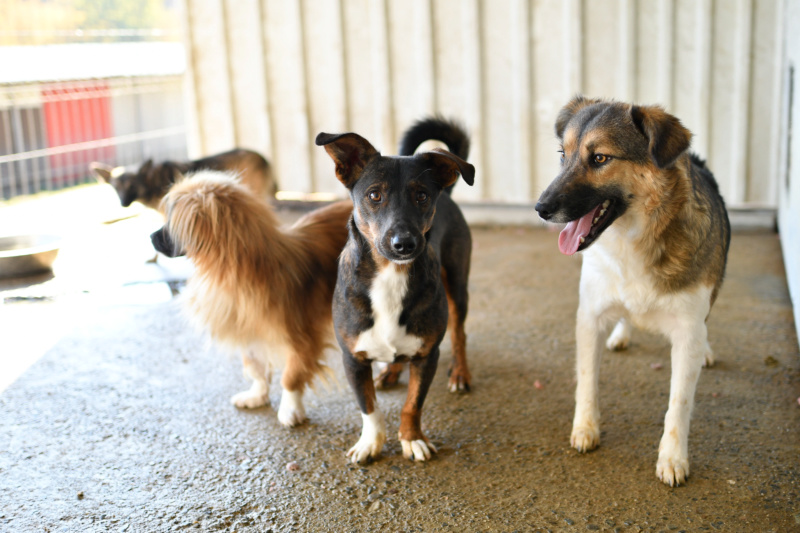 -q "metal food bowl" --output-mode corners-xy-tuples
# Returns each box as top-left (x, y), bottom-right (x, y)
(0, 234), (62, 279)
